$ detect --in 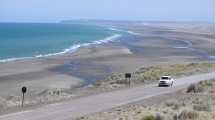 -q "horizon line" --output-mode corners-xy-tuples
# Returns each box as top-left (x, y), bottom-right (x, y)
(0, 19), (215, 24)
